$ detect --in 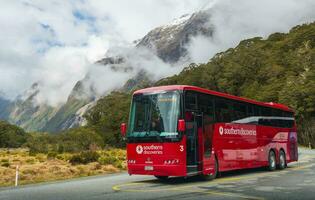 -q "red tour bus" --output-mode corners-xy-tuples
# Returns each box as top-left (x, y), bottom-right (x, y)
(121, 85), (298, 180)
